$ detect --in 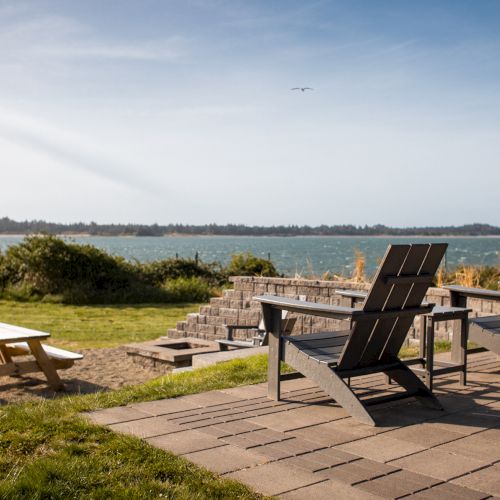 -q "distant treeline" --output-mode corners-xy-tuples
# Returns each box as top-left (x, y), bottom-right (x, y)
(0, 217), (499, 237)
